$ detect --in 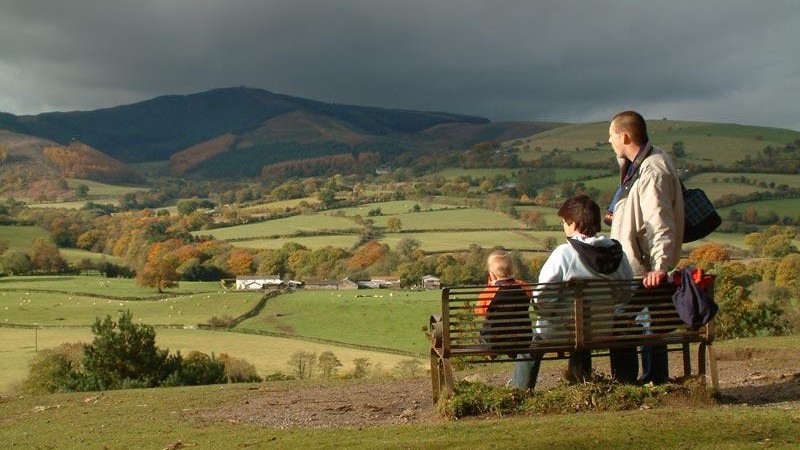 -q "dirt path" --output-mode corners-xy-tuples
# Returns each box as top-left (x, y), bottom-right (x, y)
(205, 346), (800, 428)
